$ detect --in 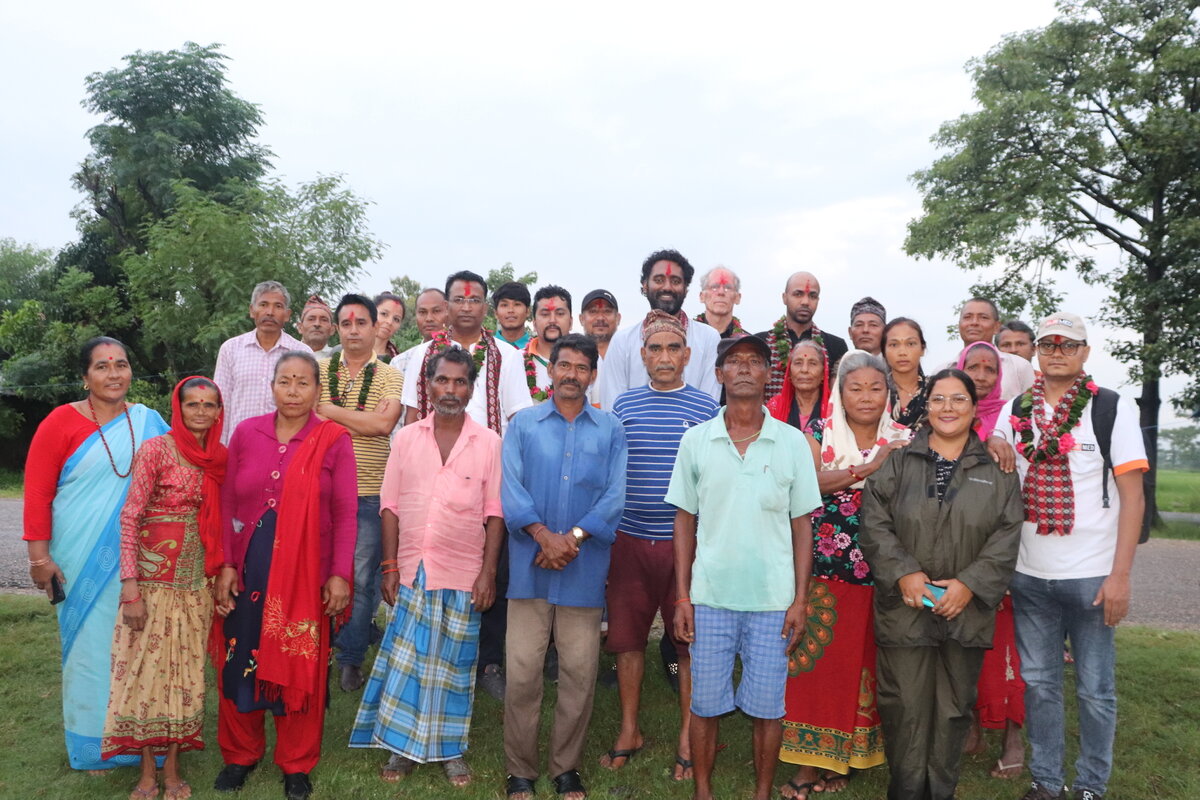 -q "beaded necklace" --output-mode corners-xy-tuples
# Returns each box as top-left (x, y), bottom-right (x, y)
(86, 396), (136, 478)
